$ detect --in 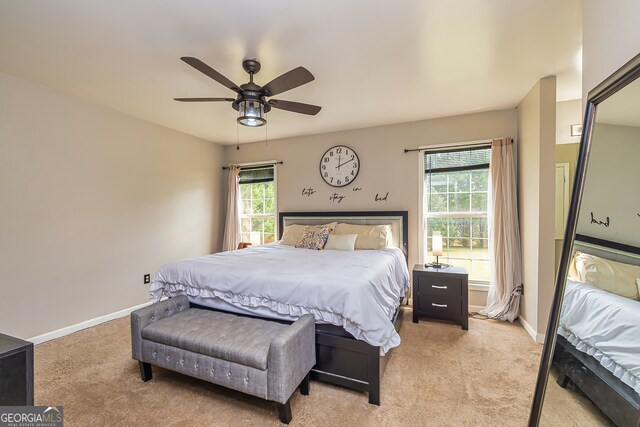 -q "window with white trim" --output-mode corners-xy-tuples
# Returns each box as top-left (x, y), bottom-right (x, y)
(423, 146), (491, 282)
(239, 165), (276, 246)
